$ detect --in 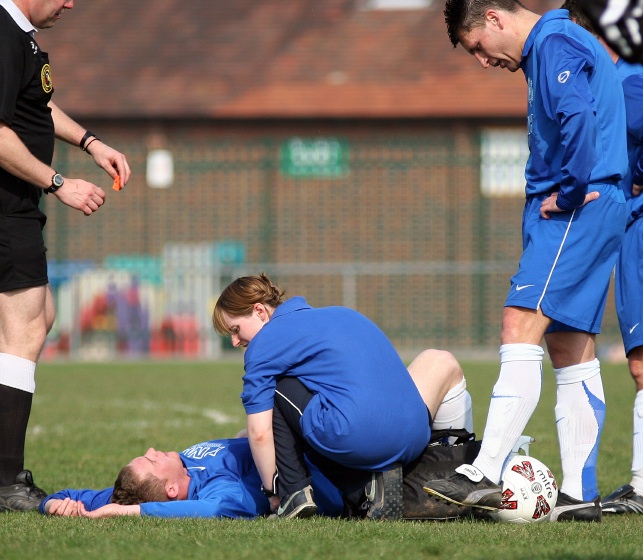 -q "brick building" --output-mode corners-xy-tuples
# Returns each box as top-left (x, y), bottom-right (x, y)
(33, 0), (616, 359)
